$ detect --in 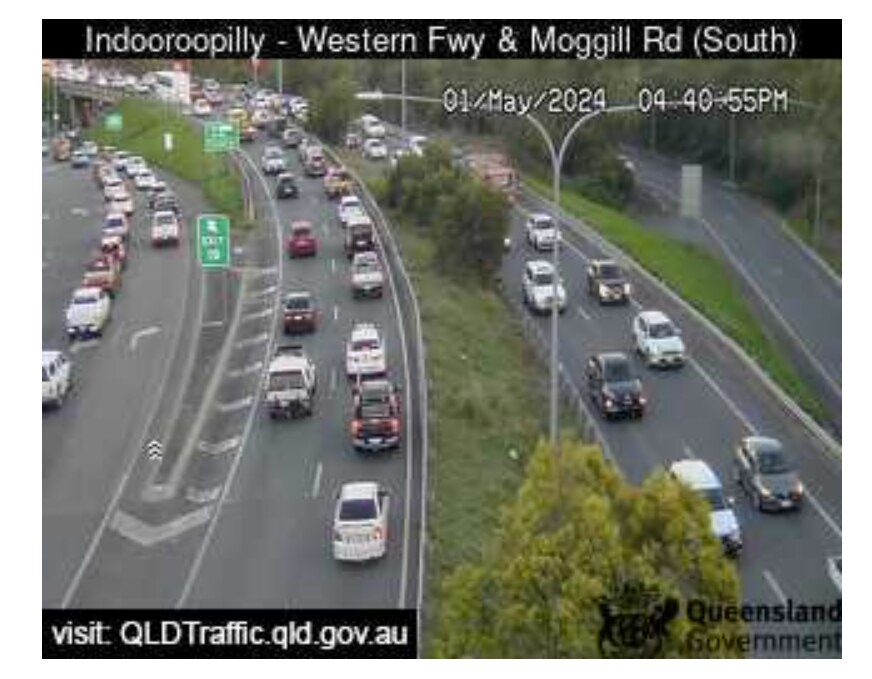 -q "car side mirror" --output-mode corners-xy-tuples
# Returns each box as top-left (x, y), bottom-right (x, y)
(727, 496), (735, 507)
